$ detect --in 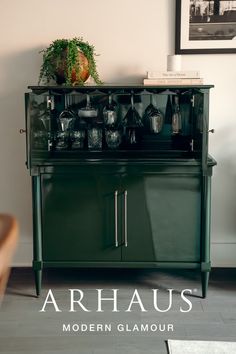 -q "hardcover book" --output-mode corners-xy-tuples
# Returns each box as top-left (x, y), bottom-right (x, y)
(147, 71), (200, 79)
(143, 78), (204, 85)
